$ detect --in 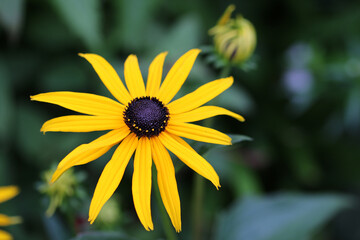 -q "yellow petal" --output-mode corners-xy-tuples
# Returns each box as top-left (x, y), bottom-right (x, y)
(30, 92), (124, 116)
(157, 49), (201, 104)
(167, 77), (233, 114)
(217, 30), (237, 53)
(41, 115), (125, 133)
(79, 53), (132, 104)
(171, 106), (245, 123)
(124, 55), (146, 98)
(150, 137), (181, 232)
(146, 52), (168, 97)
(167, 121), (231, 145)
(219, 5), (235, 24)
(158, 132), (220, 188)
(0, 230), (12, 240)
(89, 134), (138, 223)
(52, 145), (114, 183)
(0, 186), (19, 204)
(0, 214), (22, 226)
(52, 127), (130, 182)
(132, 137), (153, 231)
(57, 127), (129, 169)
